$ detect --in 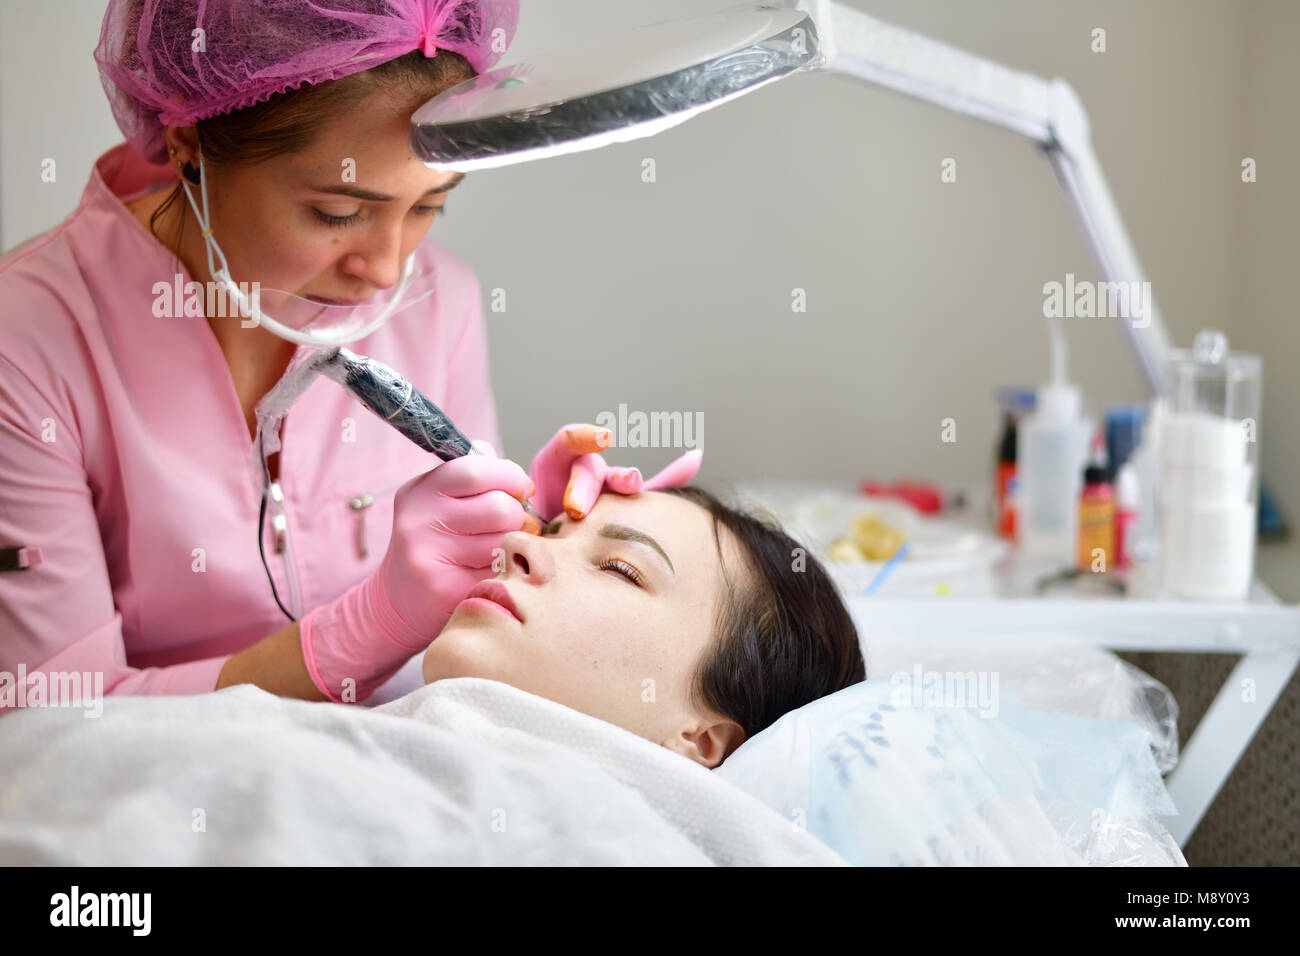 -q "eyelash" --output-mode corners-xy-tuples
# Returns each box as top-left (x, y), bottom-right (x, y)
(597, 558), (643, 587)
(312, 204), (446, 228)
(541, 524), (642, 587)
